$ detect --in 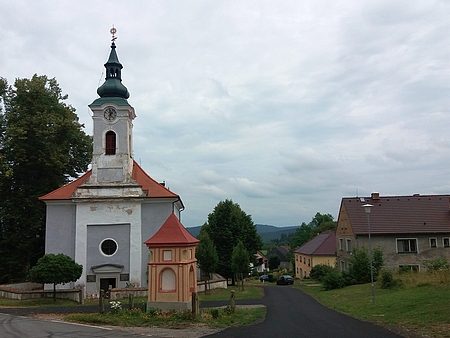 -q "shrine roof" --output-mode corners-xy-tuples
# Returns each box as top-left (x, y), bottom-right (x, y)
(144, 213), (199, 246)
